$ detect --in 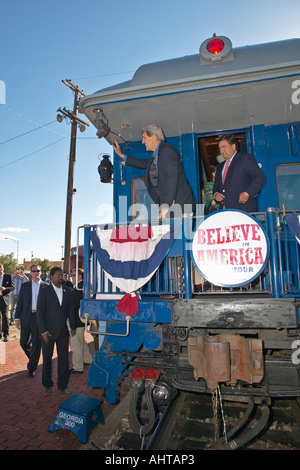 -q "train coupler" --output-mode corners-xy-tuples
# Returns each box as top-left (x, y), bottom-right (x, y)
(188, 334), (264, 390)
